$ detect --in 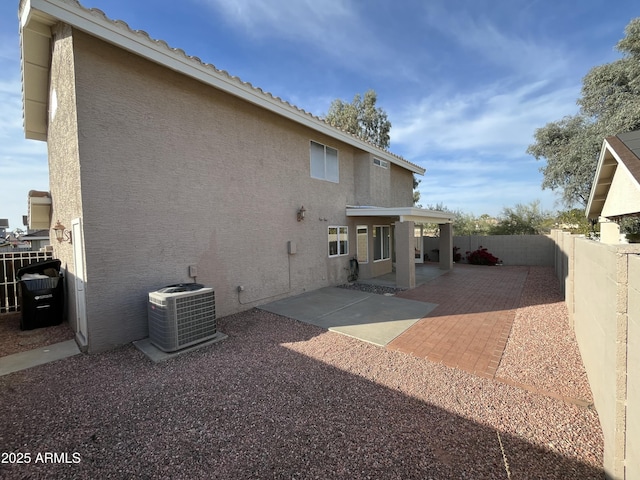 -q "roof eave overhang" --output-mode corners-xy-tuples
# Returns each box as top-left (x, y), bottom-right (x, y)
(20, 0), (56, 140)
(586, 135), (640, 220)
(346, 206), (453, 224)
(585, 138), (612, 220)
(19, 0), (425, 175)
